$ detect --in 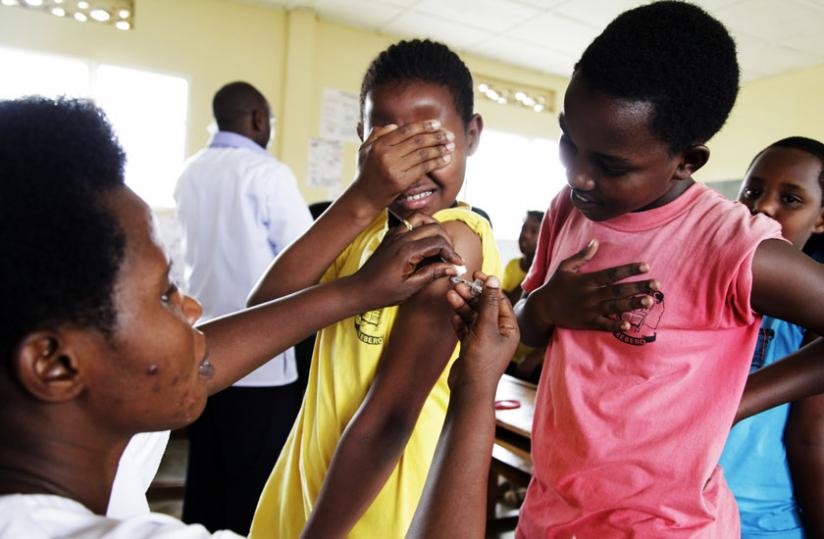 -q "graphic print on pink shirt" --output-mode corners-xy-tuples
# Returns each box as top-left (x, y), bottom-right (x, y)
(613, 289), (665, 345)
